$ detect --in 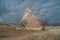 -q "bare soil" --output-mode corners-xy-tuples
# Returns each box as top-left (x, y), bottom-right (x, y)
(0, 26), (60, 40)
